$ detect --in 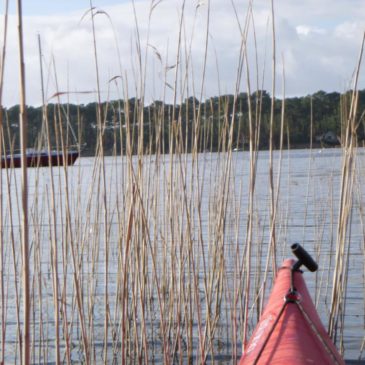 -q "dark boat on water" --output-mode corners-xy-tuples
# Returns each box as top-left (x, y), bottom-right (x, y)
(1, 149), (79, 168)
